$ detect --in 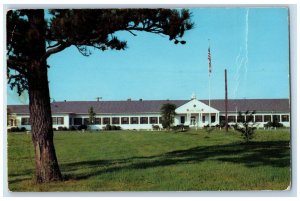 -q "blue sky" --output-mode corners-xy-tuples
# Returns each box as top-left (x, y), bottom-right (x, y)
(7, 7), (289, 104)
